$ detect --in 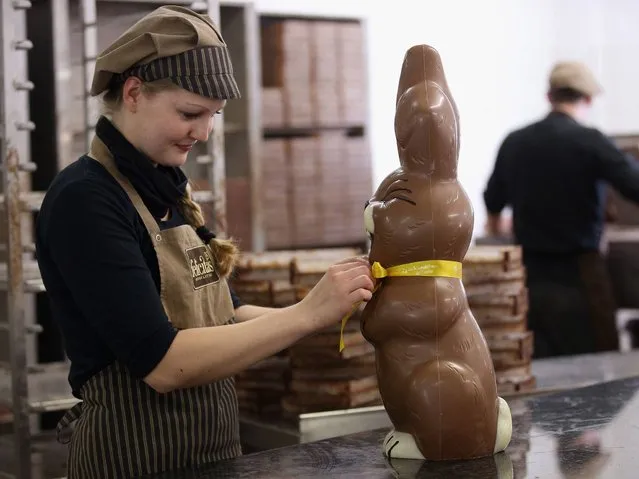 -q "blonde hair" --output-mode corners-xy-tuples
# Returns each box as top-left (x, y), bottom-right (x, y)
(102, 79), (240, 277)
(101, 78), (177, 117)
